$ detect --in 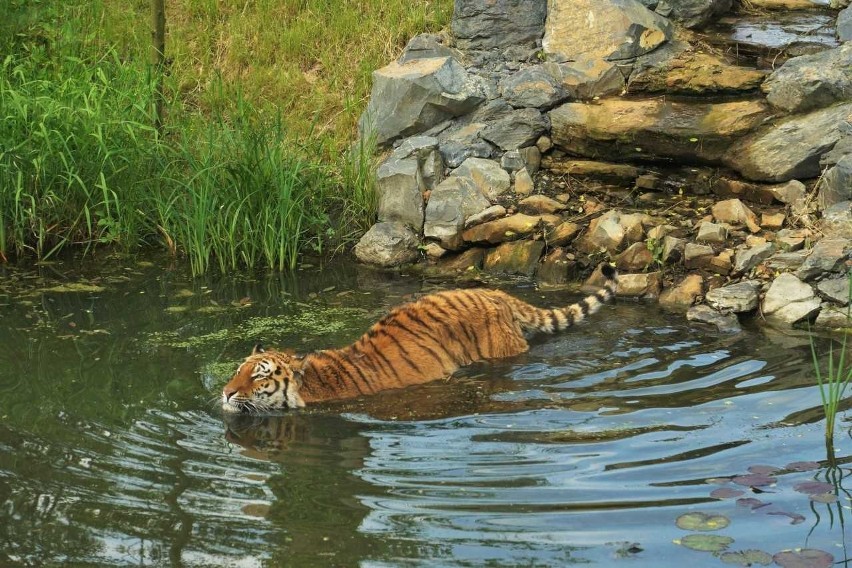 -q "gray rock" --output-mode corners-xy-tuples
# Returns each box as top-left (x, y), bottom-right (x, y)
(575, 210), (626, 253)
(734, 242), (776, 273)
(465, 204), (507, 228)
(452, 0), (547, 50)
(821, 126), (852, 168)
(818, 276), (851, 305)
(616, 272), (663, 299)
(819, 201), (852, 238)
(687, 304), (742, 333)
(705, 280), (761, 312)
(724, 102), (852, 182)
(376, 156), (425, 231)
(481, 108), (549, 150)
(838, 5), (852, 42)
(543, 0), (673, 62)
(663, 235), (686, 264)
(796, 238), (852, 280)
(451, 157), (511, 201)
(354, 222), (421, 267)
(360, 57), (486, 146)
(684, 243), (715, 268)
(519, 146), (542, 174)
(762, 44), (852, 114)
(424, 176), (491, 250)
(766, 251), (809, 271)
(763, 272), (821, 325)
(501, 150), (526, 172)
(814, 303), (851, 329)
(660, 0), (732, 28)
(398, 34), (462, 64)
(500, 67), (567, 109)
(549, 59), (625, 100)
(819, 156), (852, 210)
(394, 136), (445, 191)
(439, 139), (496, 169)
(770, 180), (806, 205)
(697, 222), (728, 244)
